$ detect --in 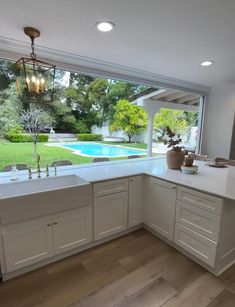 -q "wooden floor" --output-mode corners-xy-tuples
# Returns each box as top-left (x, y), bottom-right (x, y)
(1, 229), (235, 307)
